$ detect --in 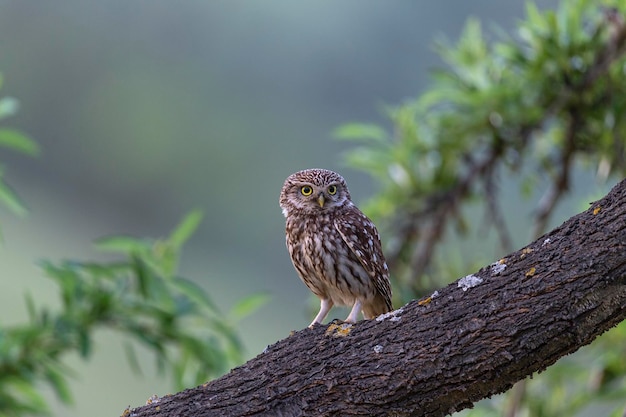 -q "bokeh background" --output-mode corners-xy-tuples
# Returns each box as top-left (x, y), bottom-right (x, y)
(4, 1), (613, 416)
